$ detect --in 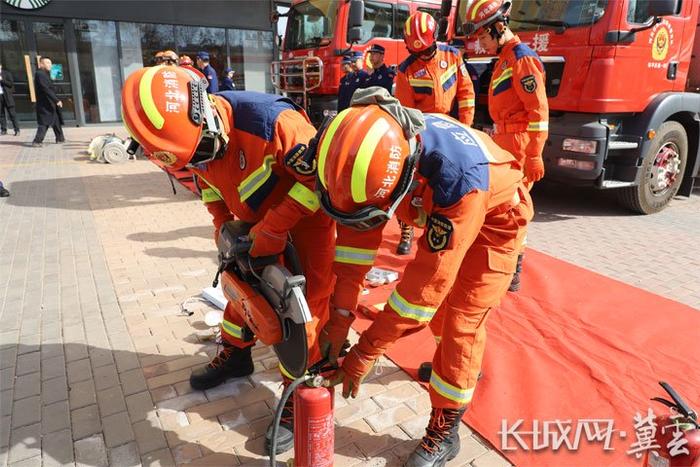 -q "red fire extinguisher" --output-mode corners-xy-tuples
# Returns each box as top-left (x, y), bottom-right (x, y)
(643, 382), (700, 467)
(269, 365), (336, 467)
(294, 383), (335, 467)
